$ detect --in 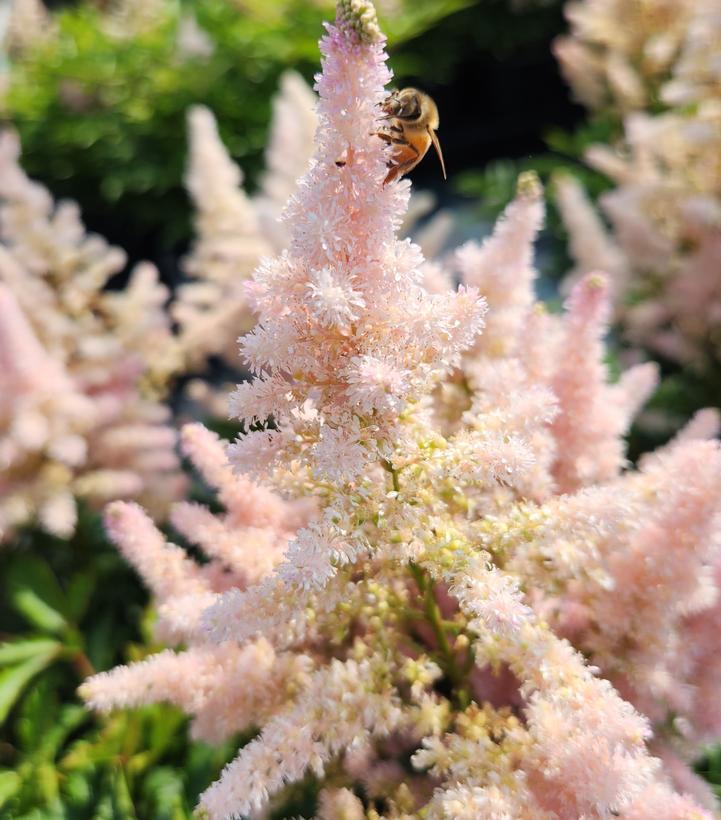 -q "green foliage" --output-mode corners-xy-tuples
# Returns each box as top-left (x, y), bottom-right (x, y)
(455, 115), (619, 218)
(0, 507), (234, 818)
(390, 0), (565, 80)
(2, 0), (469, 250)
(697, 746), (721, 803)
